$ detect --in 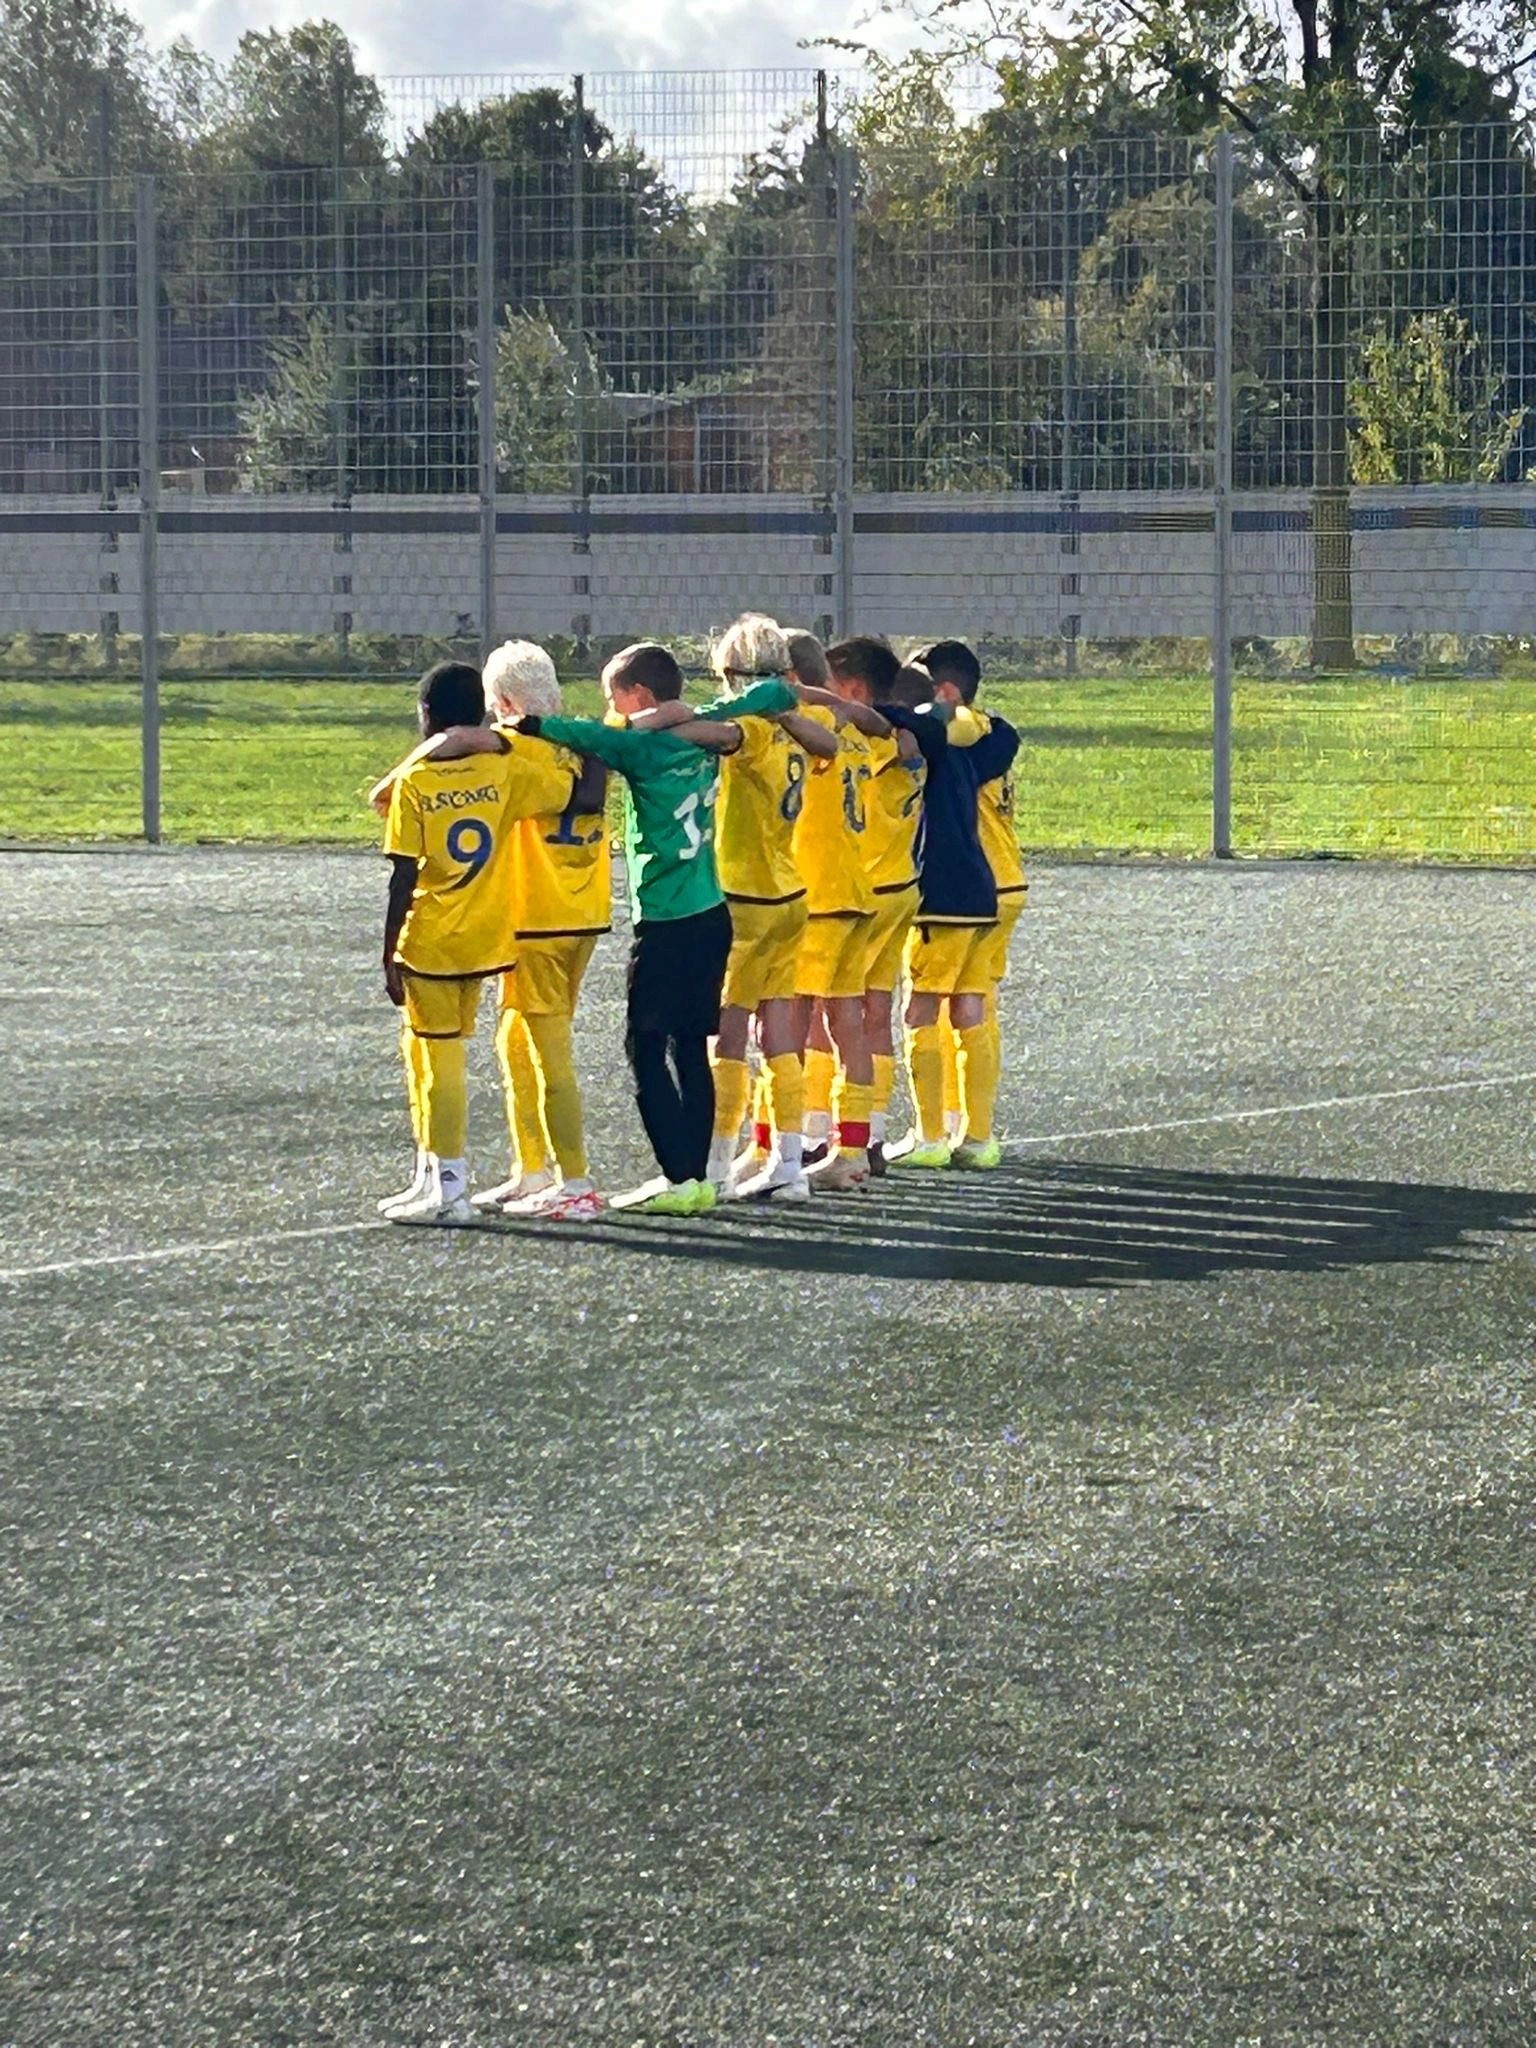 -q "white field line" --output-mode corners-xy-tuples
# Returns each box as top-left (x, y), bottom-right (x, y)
(4, 1067), (1536, 1287)
(0, 1220), (385, 1285)
(1007, 1068), (1536, 1149)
